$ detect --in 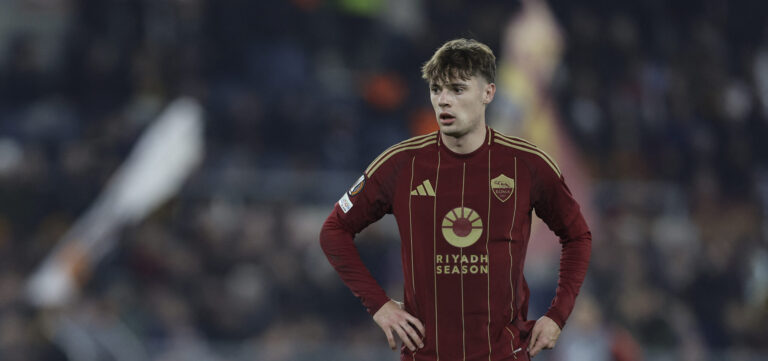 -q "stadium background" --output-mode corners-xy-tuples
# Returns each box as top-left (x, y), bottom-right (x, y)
(0, 0), (766, 360)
